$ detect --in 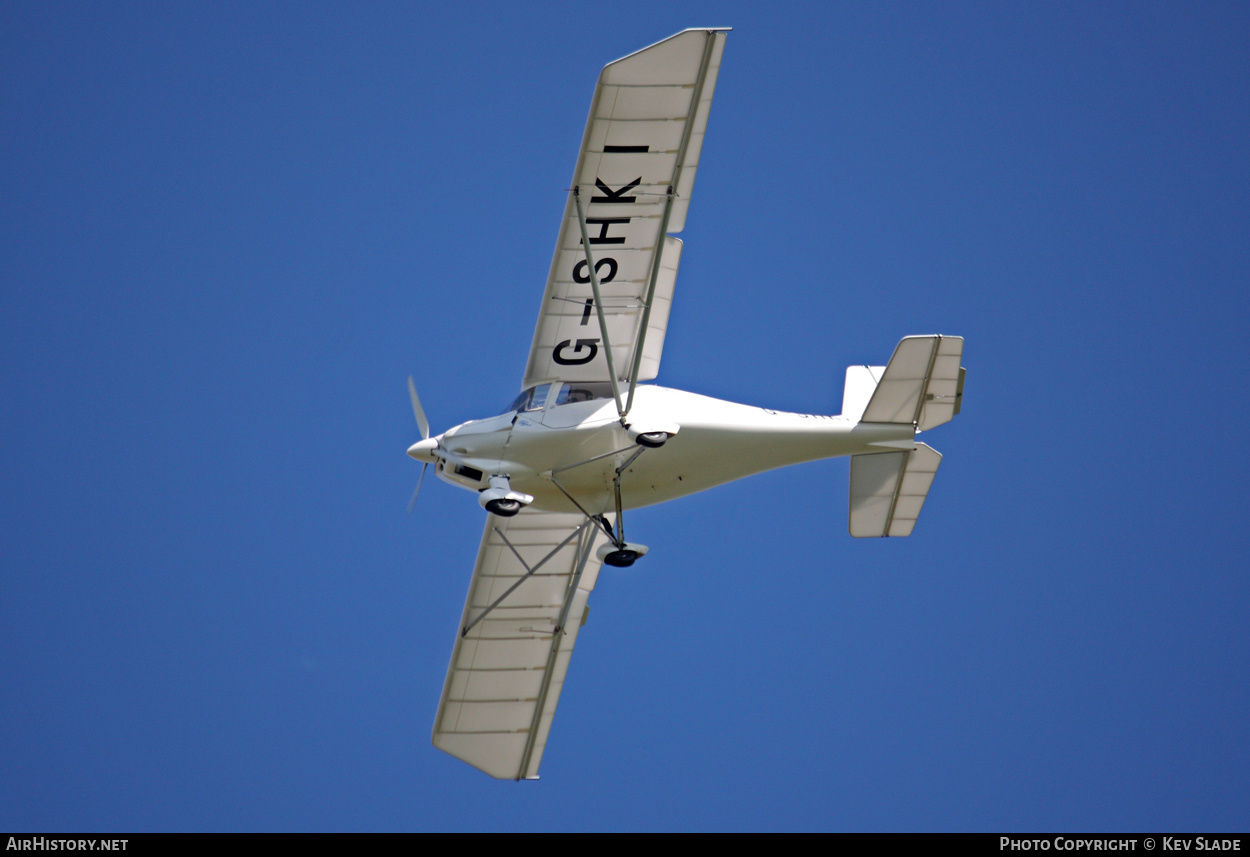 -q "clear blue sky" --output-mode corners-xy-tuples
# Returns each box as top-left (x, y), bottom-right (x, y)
(2, 1), (1248, 832)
